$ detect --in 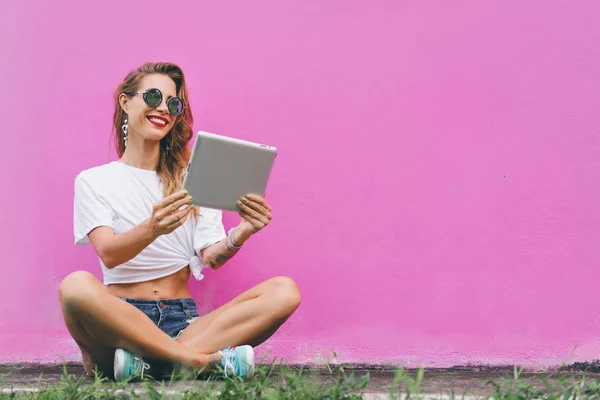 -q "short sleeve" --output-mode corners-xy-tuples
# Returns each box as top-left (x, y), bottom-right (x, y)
(74, 175), (116, 246)
(194, 207), (227, 254)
